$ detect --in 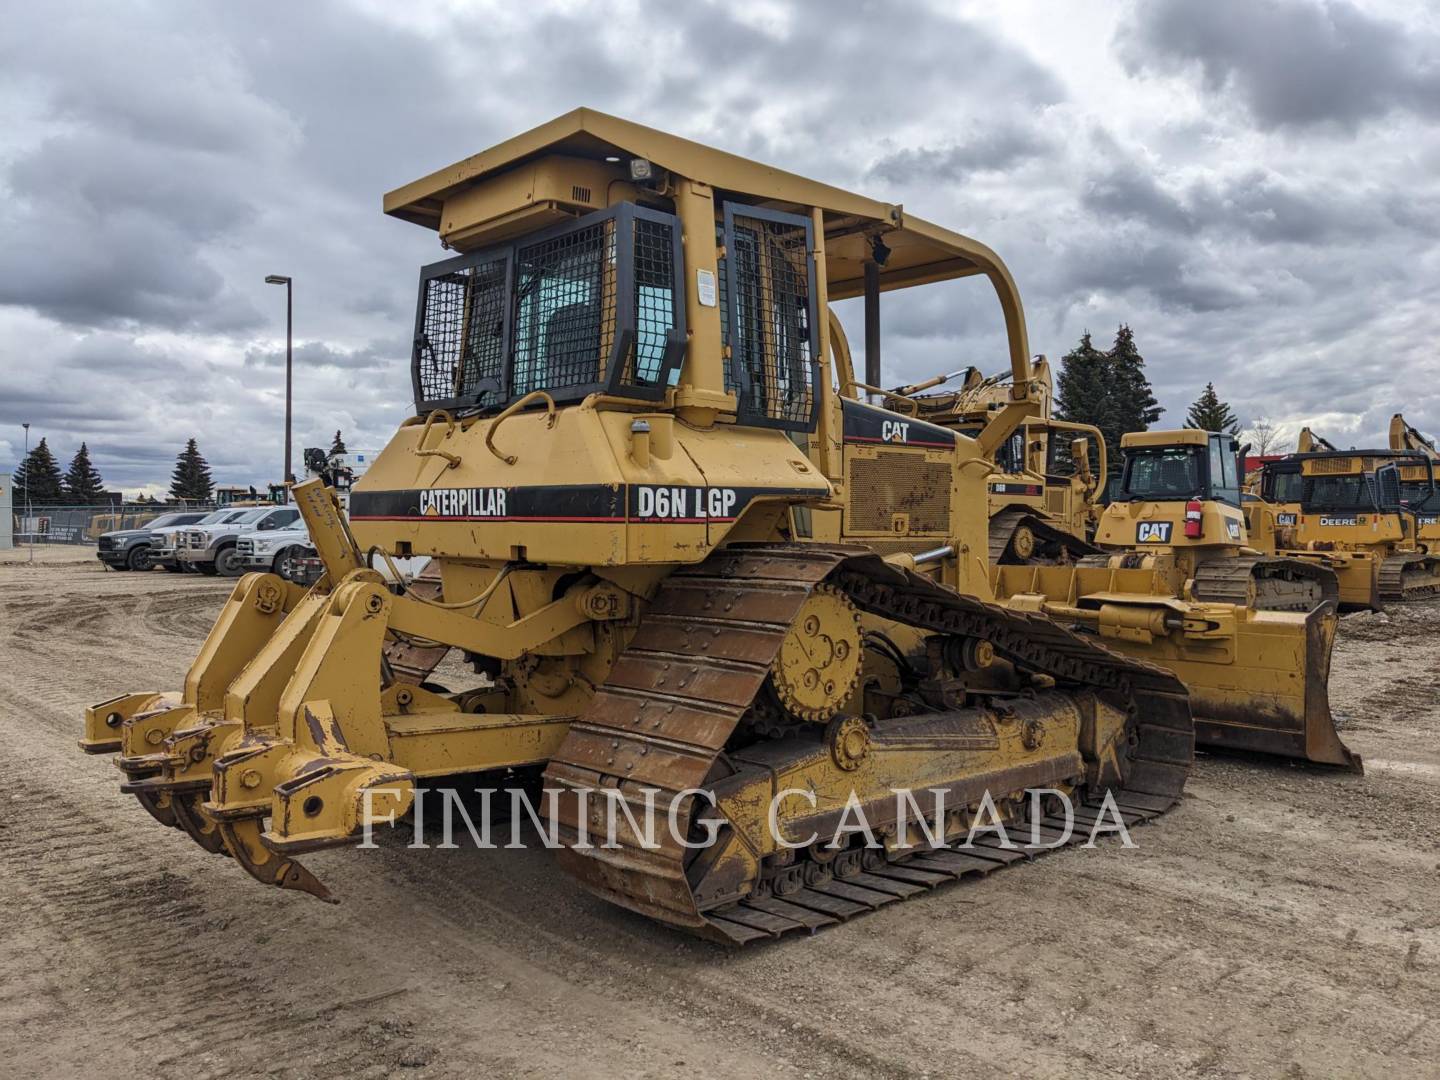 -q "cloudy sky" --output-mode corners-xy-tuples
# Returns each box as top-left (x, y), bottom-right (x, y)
(2, 0), (1438, 494)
